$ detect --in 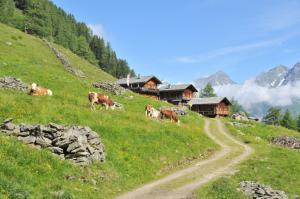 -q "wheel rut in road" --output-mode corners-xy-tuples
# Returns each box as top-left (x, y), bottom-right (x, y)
(116, 119), (253, 199)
